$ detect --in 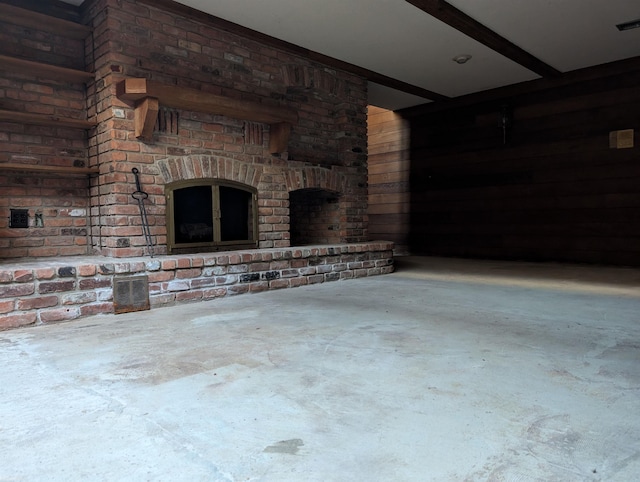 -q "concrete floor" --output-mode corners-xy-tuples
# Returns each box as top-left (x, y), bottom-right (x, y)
(1, 256), (639, 481)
